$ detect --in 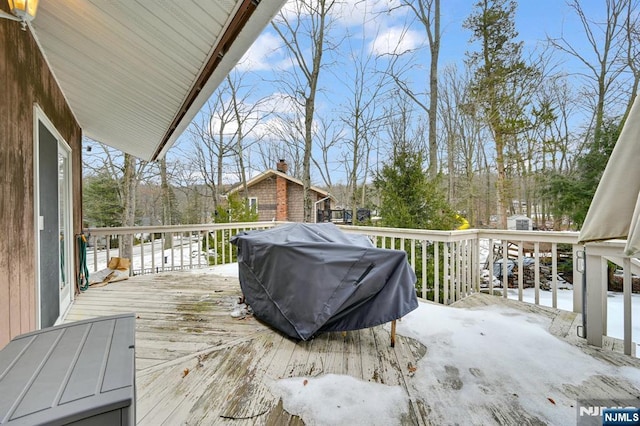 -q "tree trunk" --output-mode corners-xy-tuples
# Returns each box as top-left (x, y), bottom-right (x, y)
(121, 153), (137, 262)
(427, 0), (440, 177)
(159, 158), (174, 248)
